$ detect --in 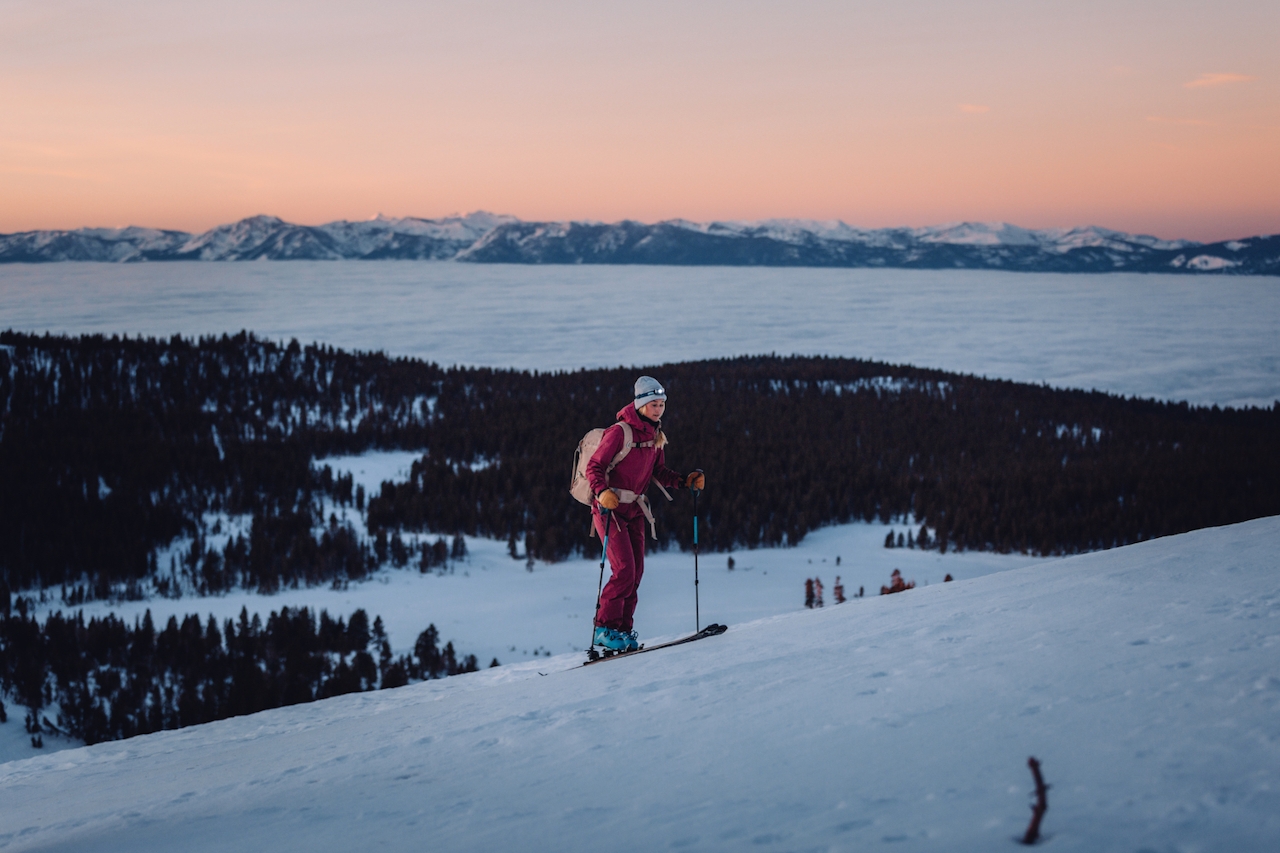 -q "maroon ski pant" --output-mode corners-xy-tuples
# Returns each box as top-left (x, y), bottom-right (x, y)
(593, 507), (647, 631)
